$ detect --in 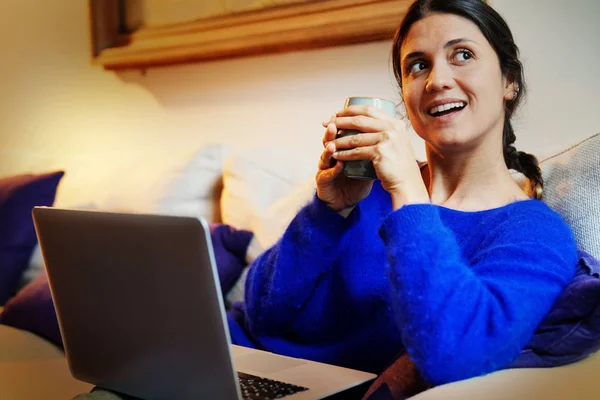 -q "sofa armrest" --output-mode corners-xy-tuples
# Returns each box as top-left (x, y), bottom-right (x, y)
(411, 352), (600, 400)
(0, 325), (92, 398)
